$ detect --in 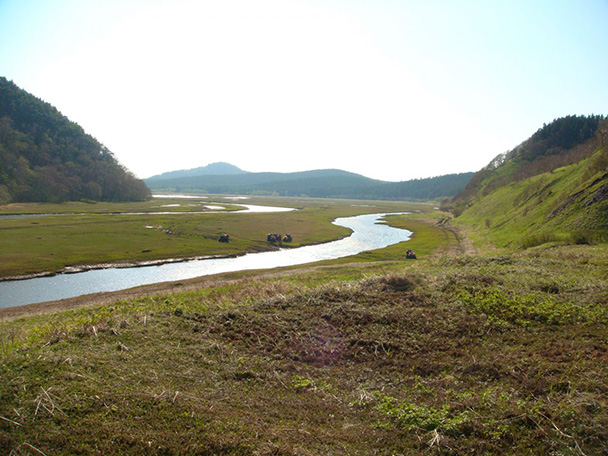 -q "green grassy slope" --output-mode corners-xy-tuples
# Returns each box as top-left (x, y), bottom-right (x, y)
(451, 117), (608, 249)
(456, 150), (608, 248)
